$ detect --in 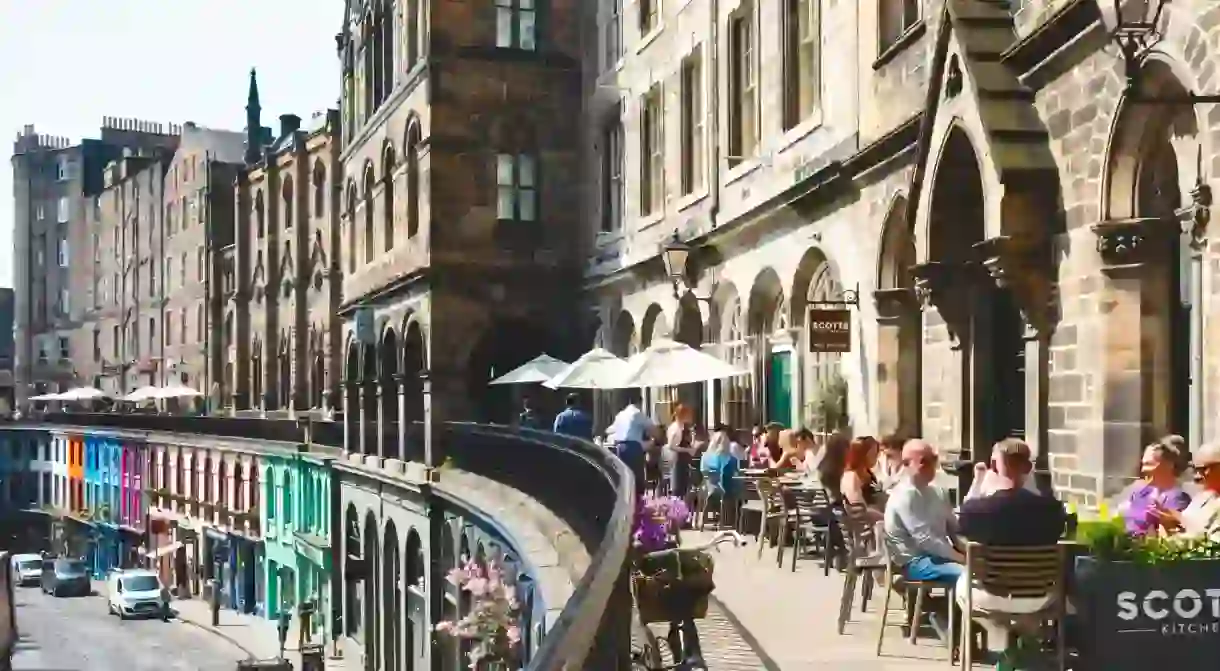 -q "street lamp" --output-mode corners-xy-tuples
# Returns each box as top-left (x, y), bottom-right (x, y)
(661, 231), (709, 301)
(1101, 0), (1220, 103)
